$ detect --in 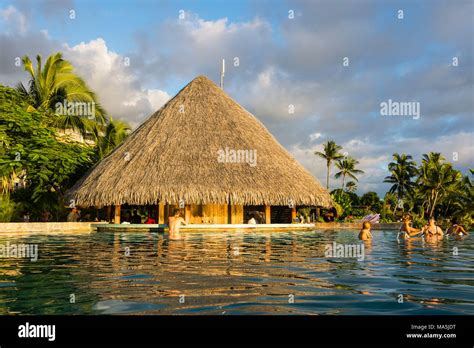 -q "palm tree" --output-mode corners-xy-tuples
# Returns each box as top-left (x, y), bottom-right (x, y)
(335, 157), (364, 189)
(417, 152), (459, 217)
(345, 181), (357, 193)
(17, 53), (106, 138)
(384, 153), (418, 201)
(97, 118), (131, 159)
(315, 140), (344, 189)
